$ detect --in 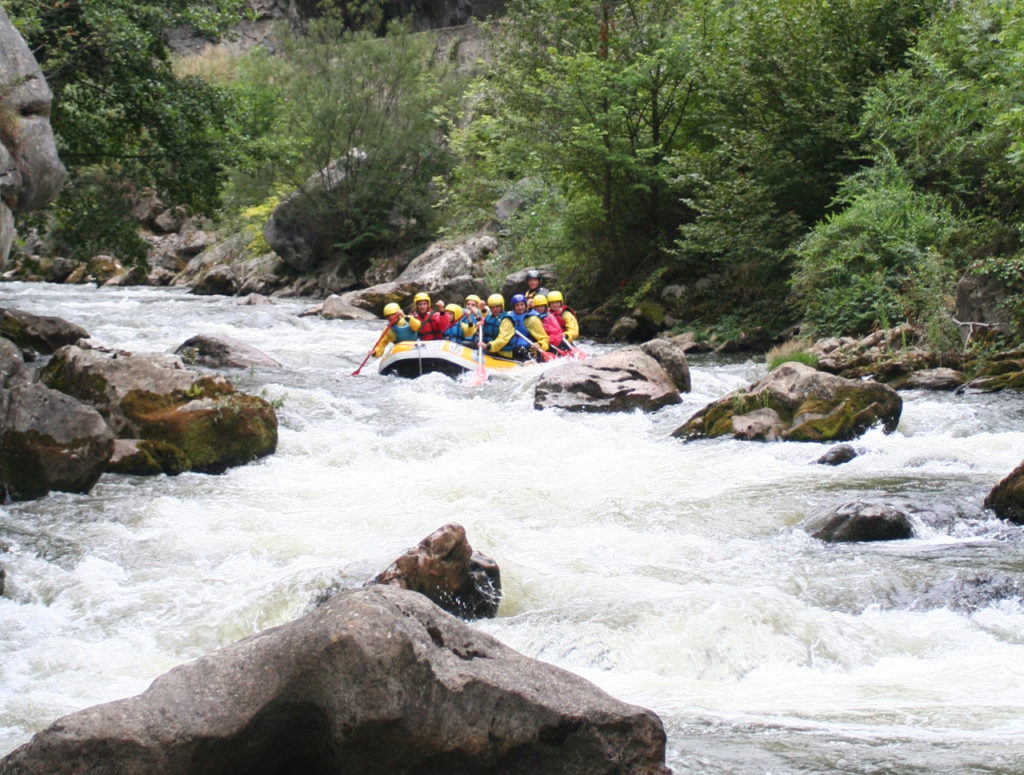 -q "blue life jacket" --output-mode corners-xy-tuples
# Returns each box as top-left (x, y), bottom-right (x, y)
(482, 311), (511, 343)
(509, 309), (541, 346)
(443, 320), (467, 342)
(393, 321), (418, 343)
